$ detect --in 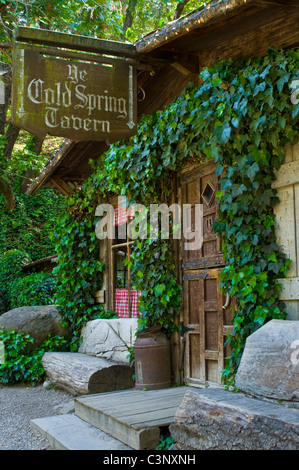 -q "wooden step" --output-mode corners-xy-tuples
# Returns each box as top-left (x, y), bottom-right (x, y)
(74, 386), (192, 450)
(31, 414), (132, 450)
